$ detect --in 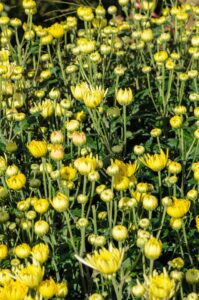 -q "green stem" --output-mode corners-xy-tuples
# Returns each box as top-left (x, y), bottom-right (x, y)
(182, 221), (194, 266)
(57, 39), (66, 85)
(156, 207), (166, 239)
(123, 105), (127, 155)
(112, 277), (122, 300)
